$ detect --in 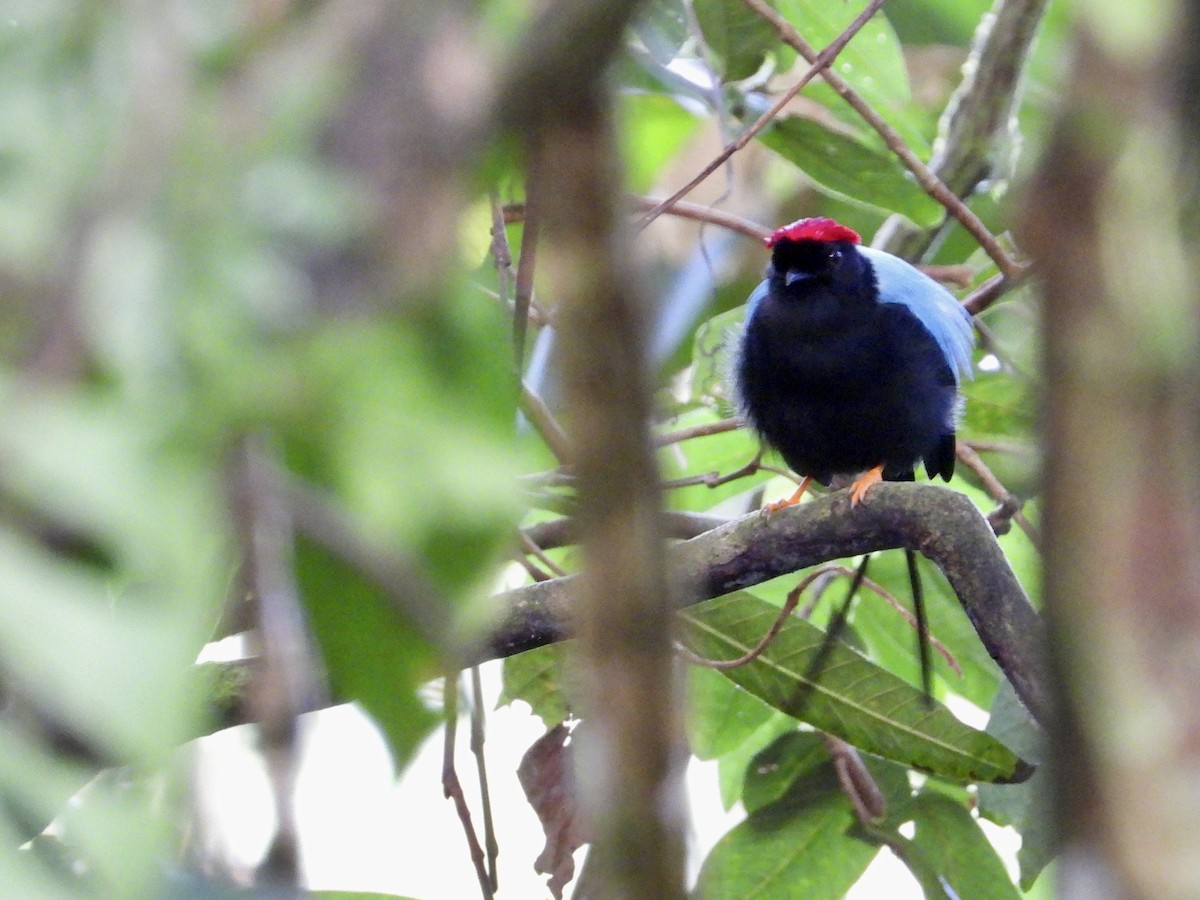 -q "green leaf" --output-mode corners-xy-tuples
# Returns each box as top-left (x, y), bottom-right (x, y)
(849, 549), (1003, 710)
(696, 760), (879, 899)
(716, 712), (797, 810)
(690, 304), (745, 411)
(772, 0), (931, 152)
(961, 369), (1037, 446)
(297, 539), (439, 771)
(978, 682), (1054, 889)
(631, 0), (690, 64)
(0, 387), (232, 895)
(740, 730), (829, 813)
(906, 793), (1022, 899)
(679, 593), (1032, 782)
(694, 0), (778, 81)
(689, 664), (777, 760)
(500, 644), (571, 728)
(755, 114), (943, 225)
